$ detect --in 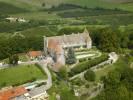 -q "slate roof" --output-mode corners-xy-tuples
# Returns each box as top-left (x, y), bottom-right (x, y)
(47, 29), (91, 48)
(47, 29), (91, 54)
